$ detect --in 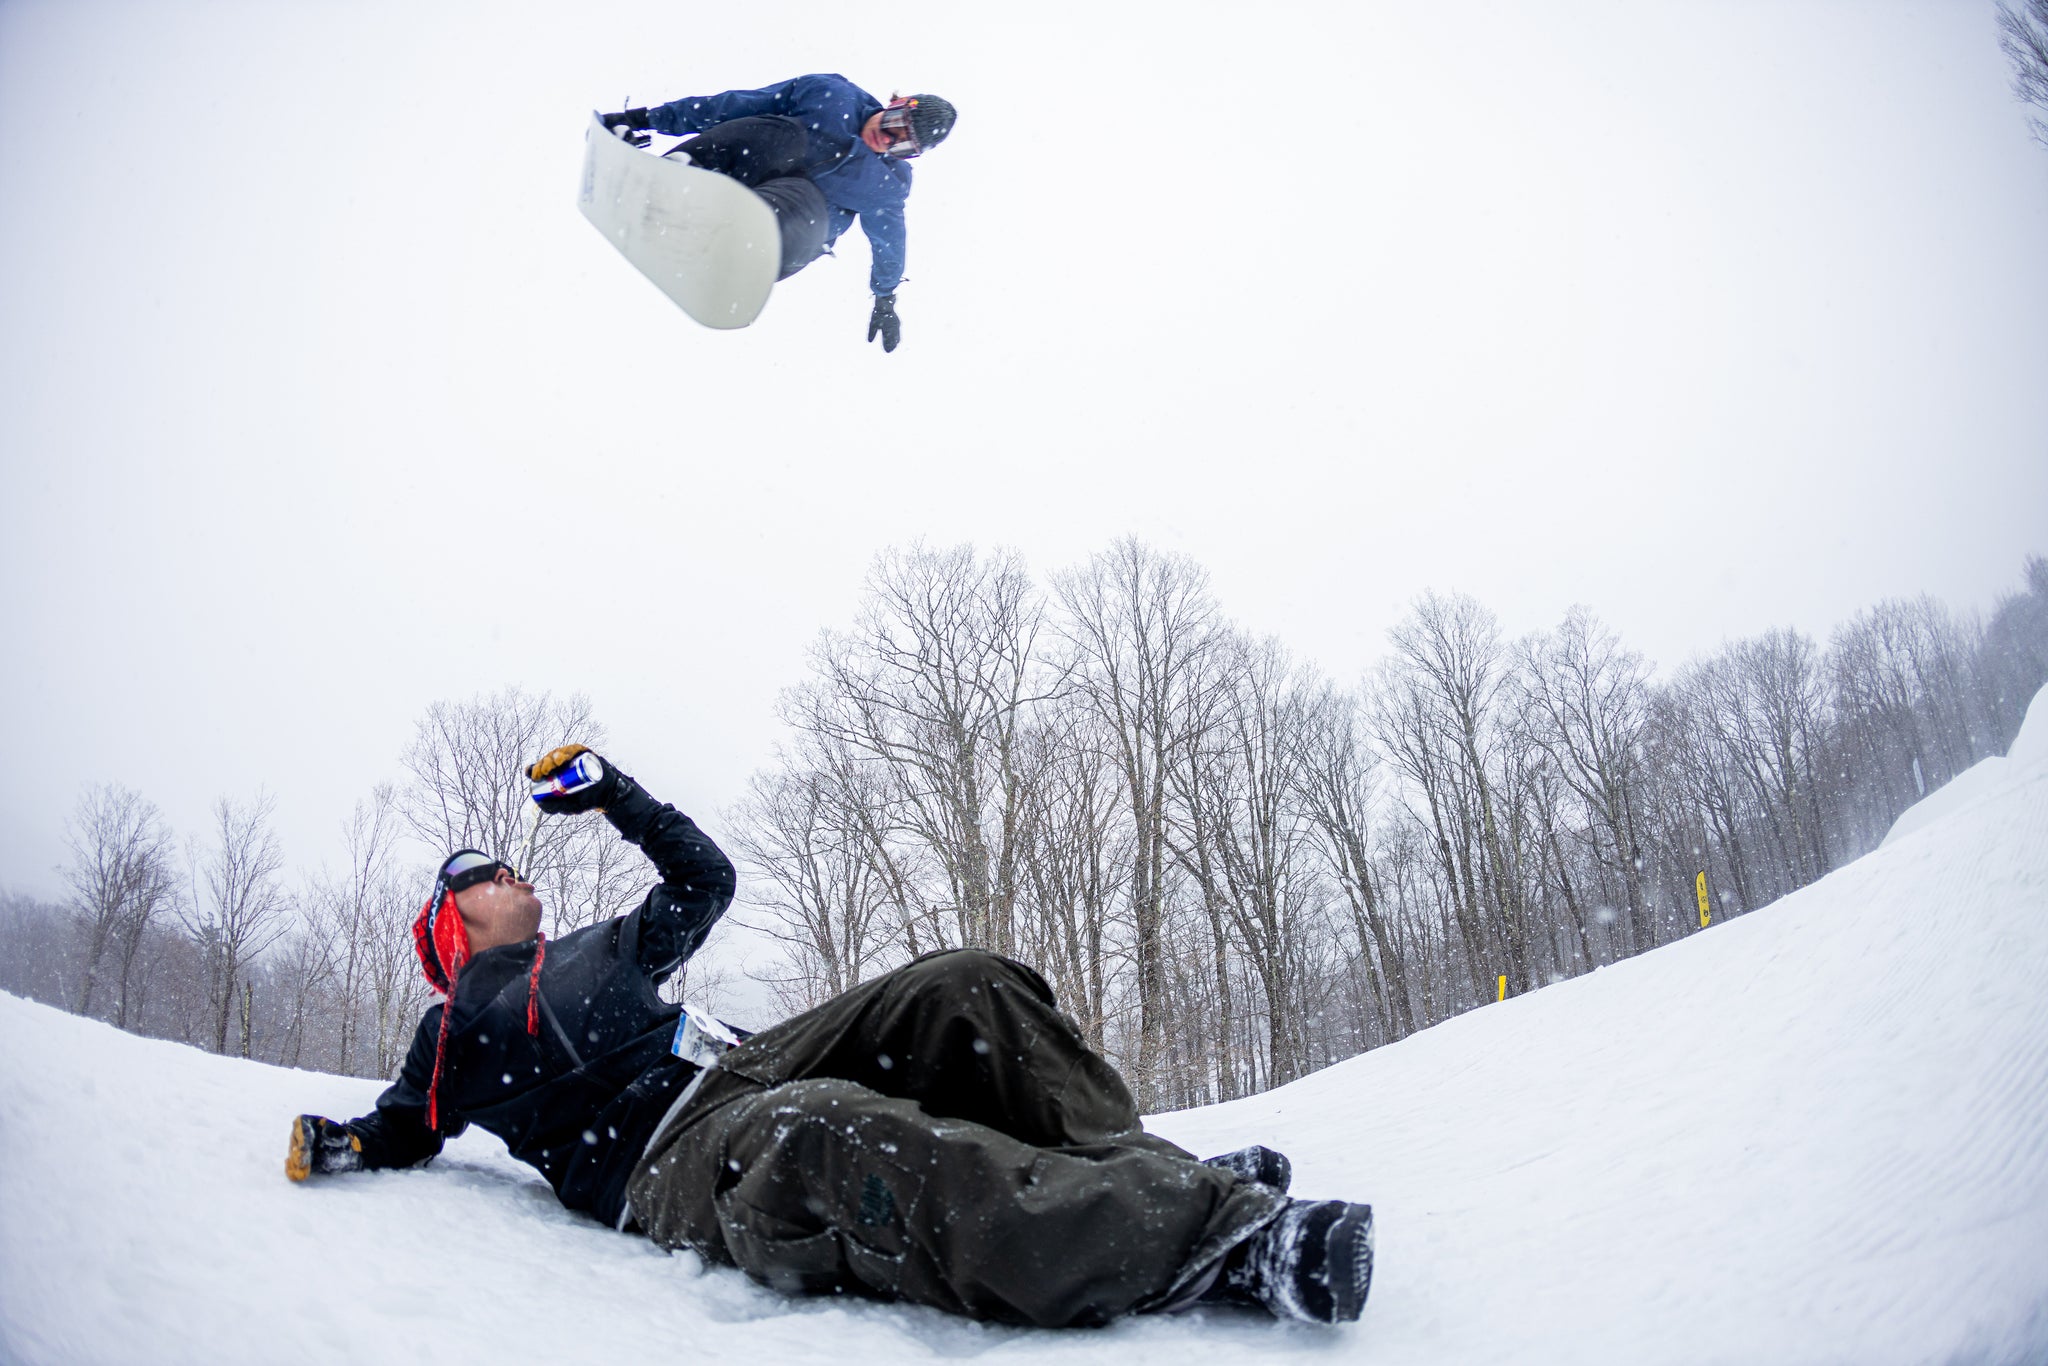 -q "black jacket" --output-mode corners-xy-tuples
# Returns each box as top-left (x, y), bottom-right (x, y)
(345, 778), (735, 1227)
